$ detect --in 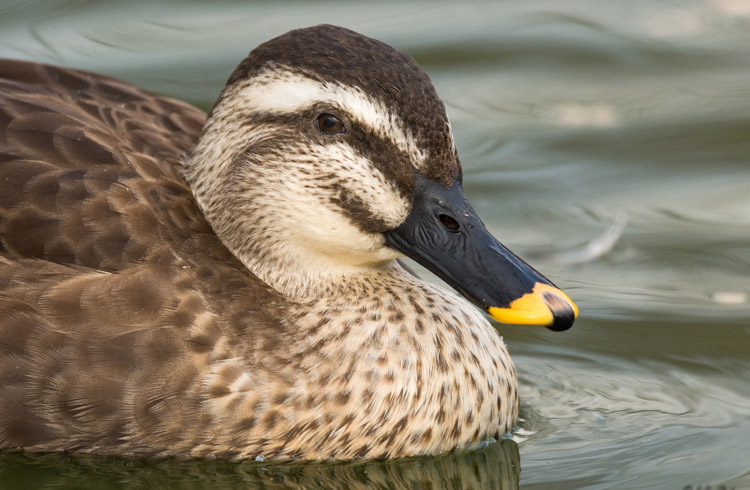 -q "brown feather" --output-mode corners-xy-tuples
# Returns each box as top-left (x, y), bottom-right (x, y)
(0, 25), (518, 460)
(0, 59), (281, 454)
